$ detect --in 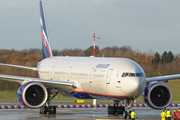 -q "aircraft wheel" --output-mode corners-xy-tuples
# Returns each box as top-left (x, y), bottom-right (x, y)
(44, 106), (48, 114)
(108, 106), (111, 114)
(53, 106), (56, 114)
(109, 106), (113, 114)
(39, 106), (44, 114)
(108, 106), (115, 114)
(40, 106), (47, 114)
(111, 106), (116, 114)
(117, 106), (125, 114)
(49, 106), (56, 114)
